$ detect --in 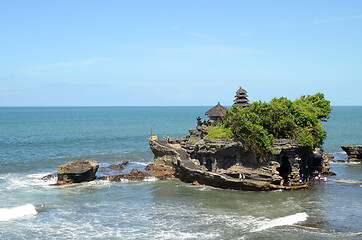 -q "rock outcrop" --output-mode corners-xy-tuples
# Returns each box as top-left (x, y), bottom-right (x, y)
(341, 145), (362, 162)
(149, 124), (332, 191)
(97, 168), (150, 181)
(57, 160), (99, 185)
(149, 138), (309, 191)
(108, 163), (125, 171)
